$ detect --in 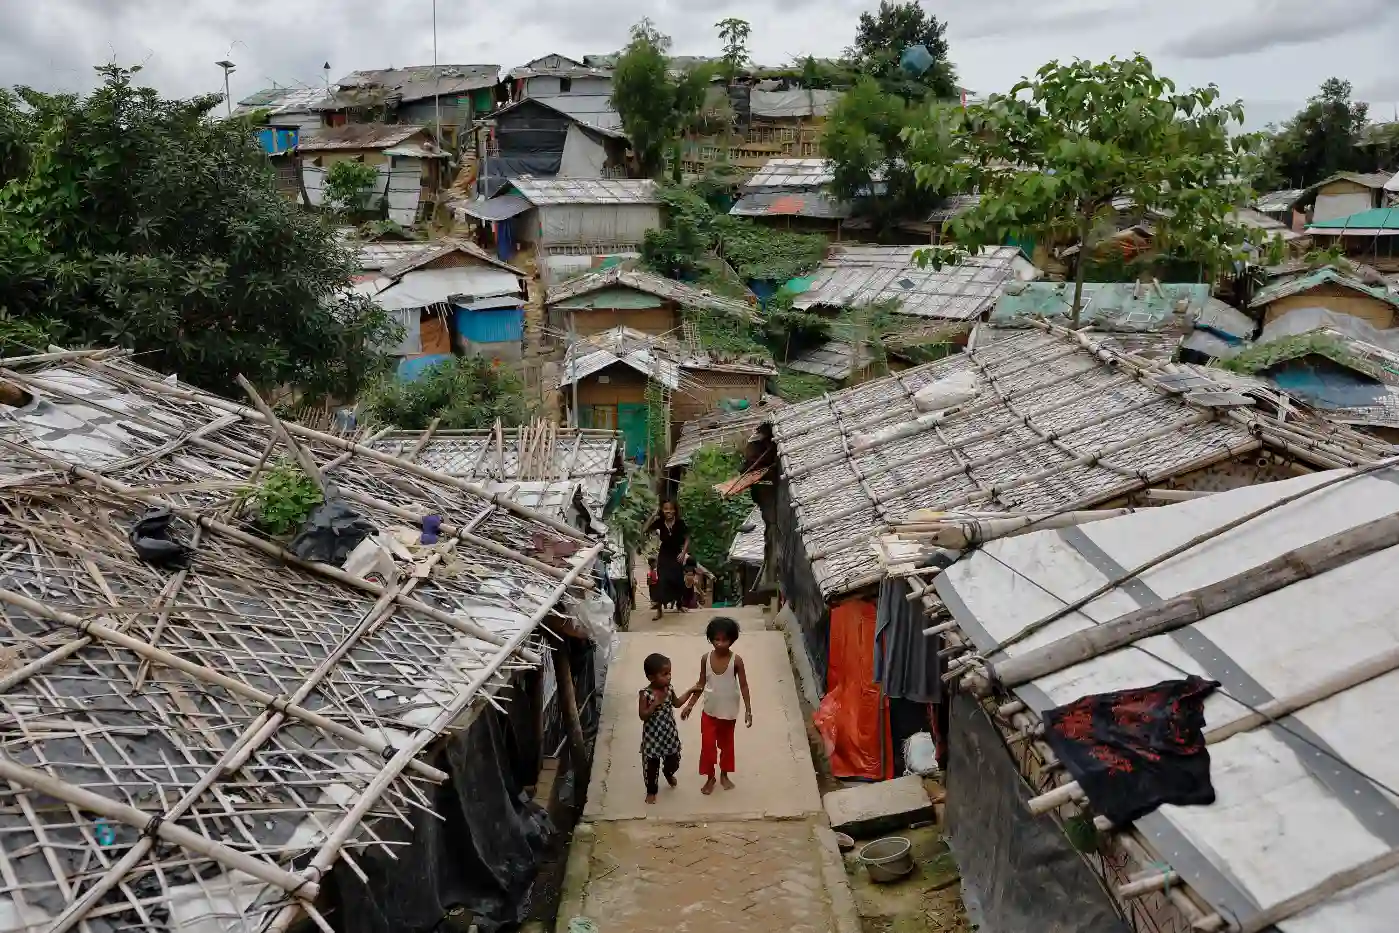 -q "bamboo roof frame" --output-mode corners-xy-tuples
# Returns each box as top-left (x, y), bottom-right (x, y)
(772, 321), (1397, 599)
(0, 349), (603, 933)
